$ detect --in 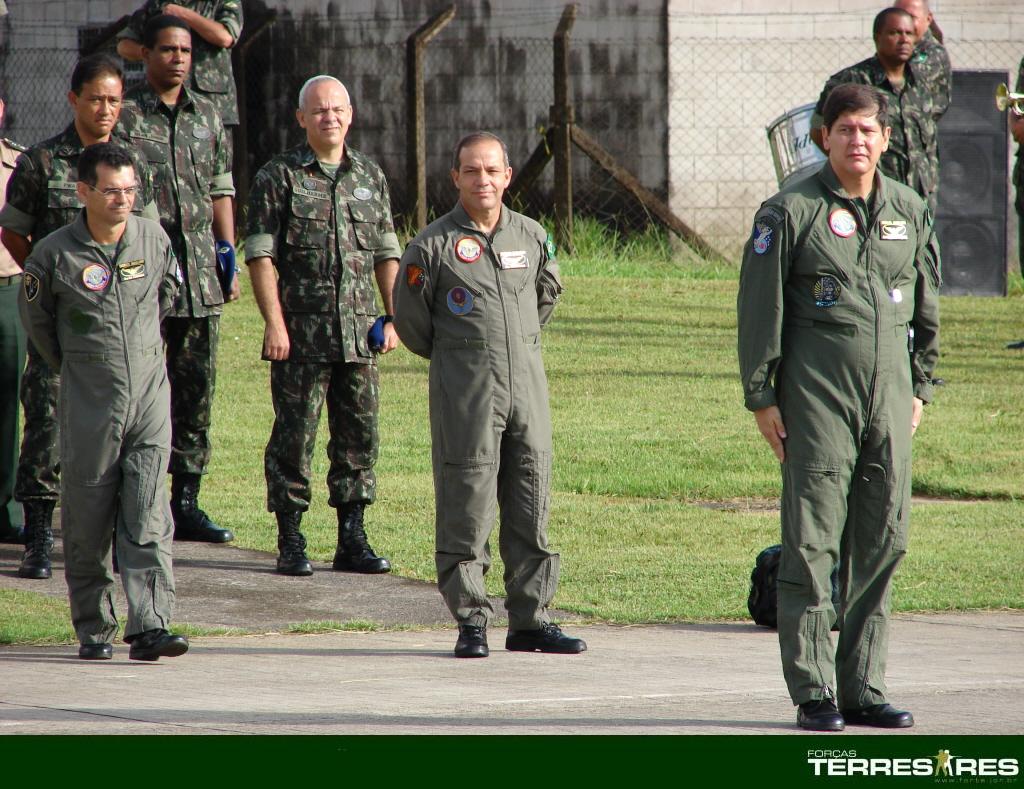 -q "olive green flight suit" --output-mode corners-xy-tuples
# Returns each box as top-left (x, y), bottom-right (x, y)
(394, 203), (563, 630)
(19, 213), (181, 645)
(737, 164), (940, 709)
